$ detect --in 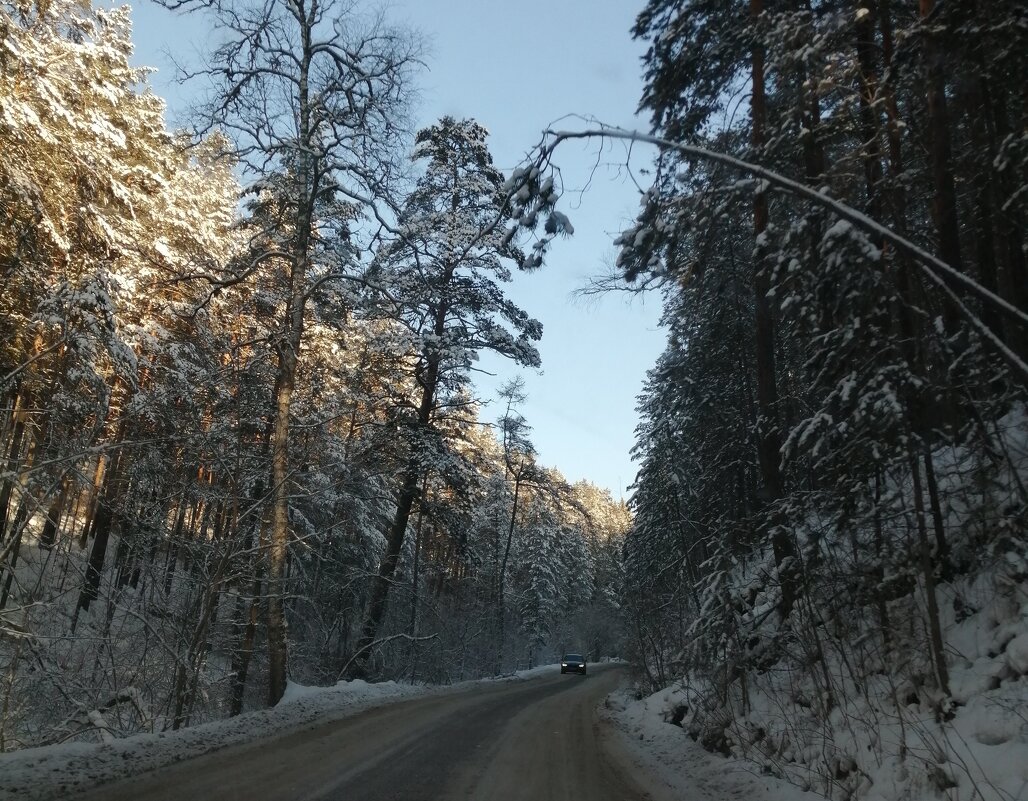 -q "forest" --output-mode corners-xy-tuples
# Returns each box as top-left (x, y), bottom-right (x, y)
(2, 0), (1028, 800)
(605, 0), (1028, 798)
(0, 0), (628, 745)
